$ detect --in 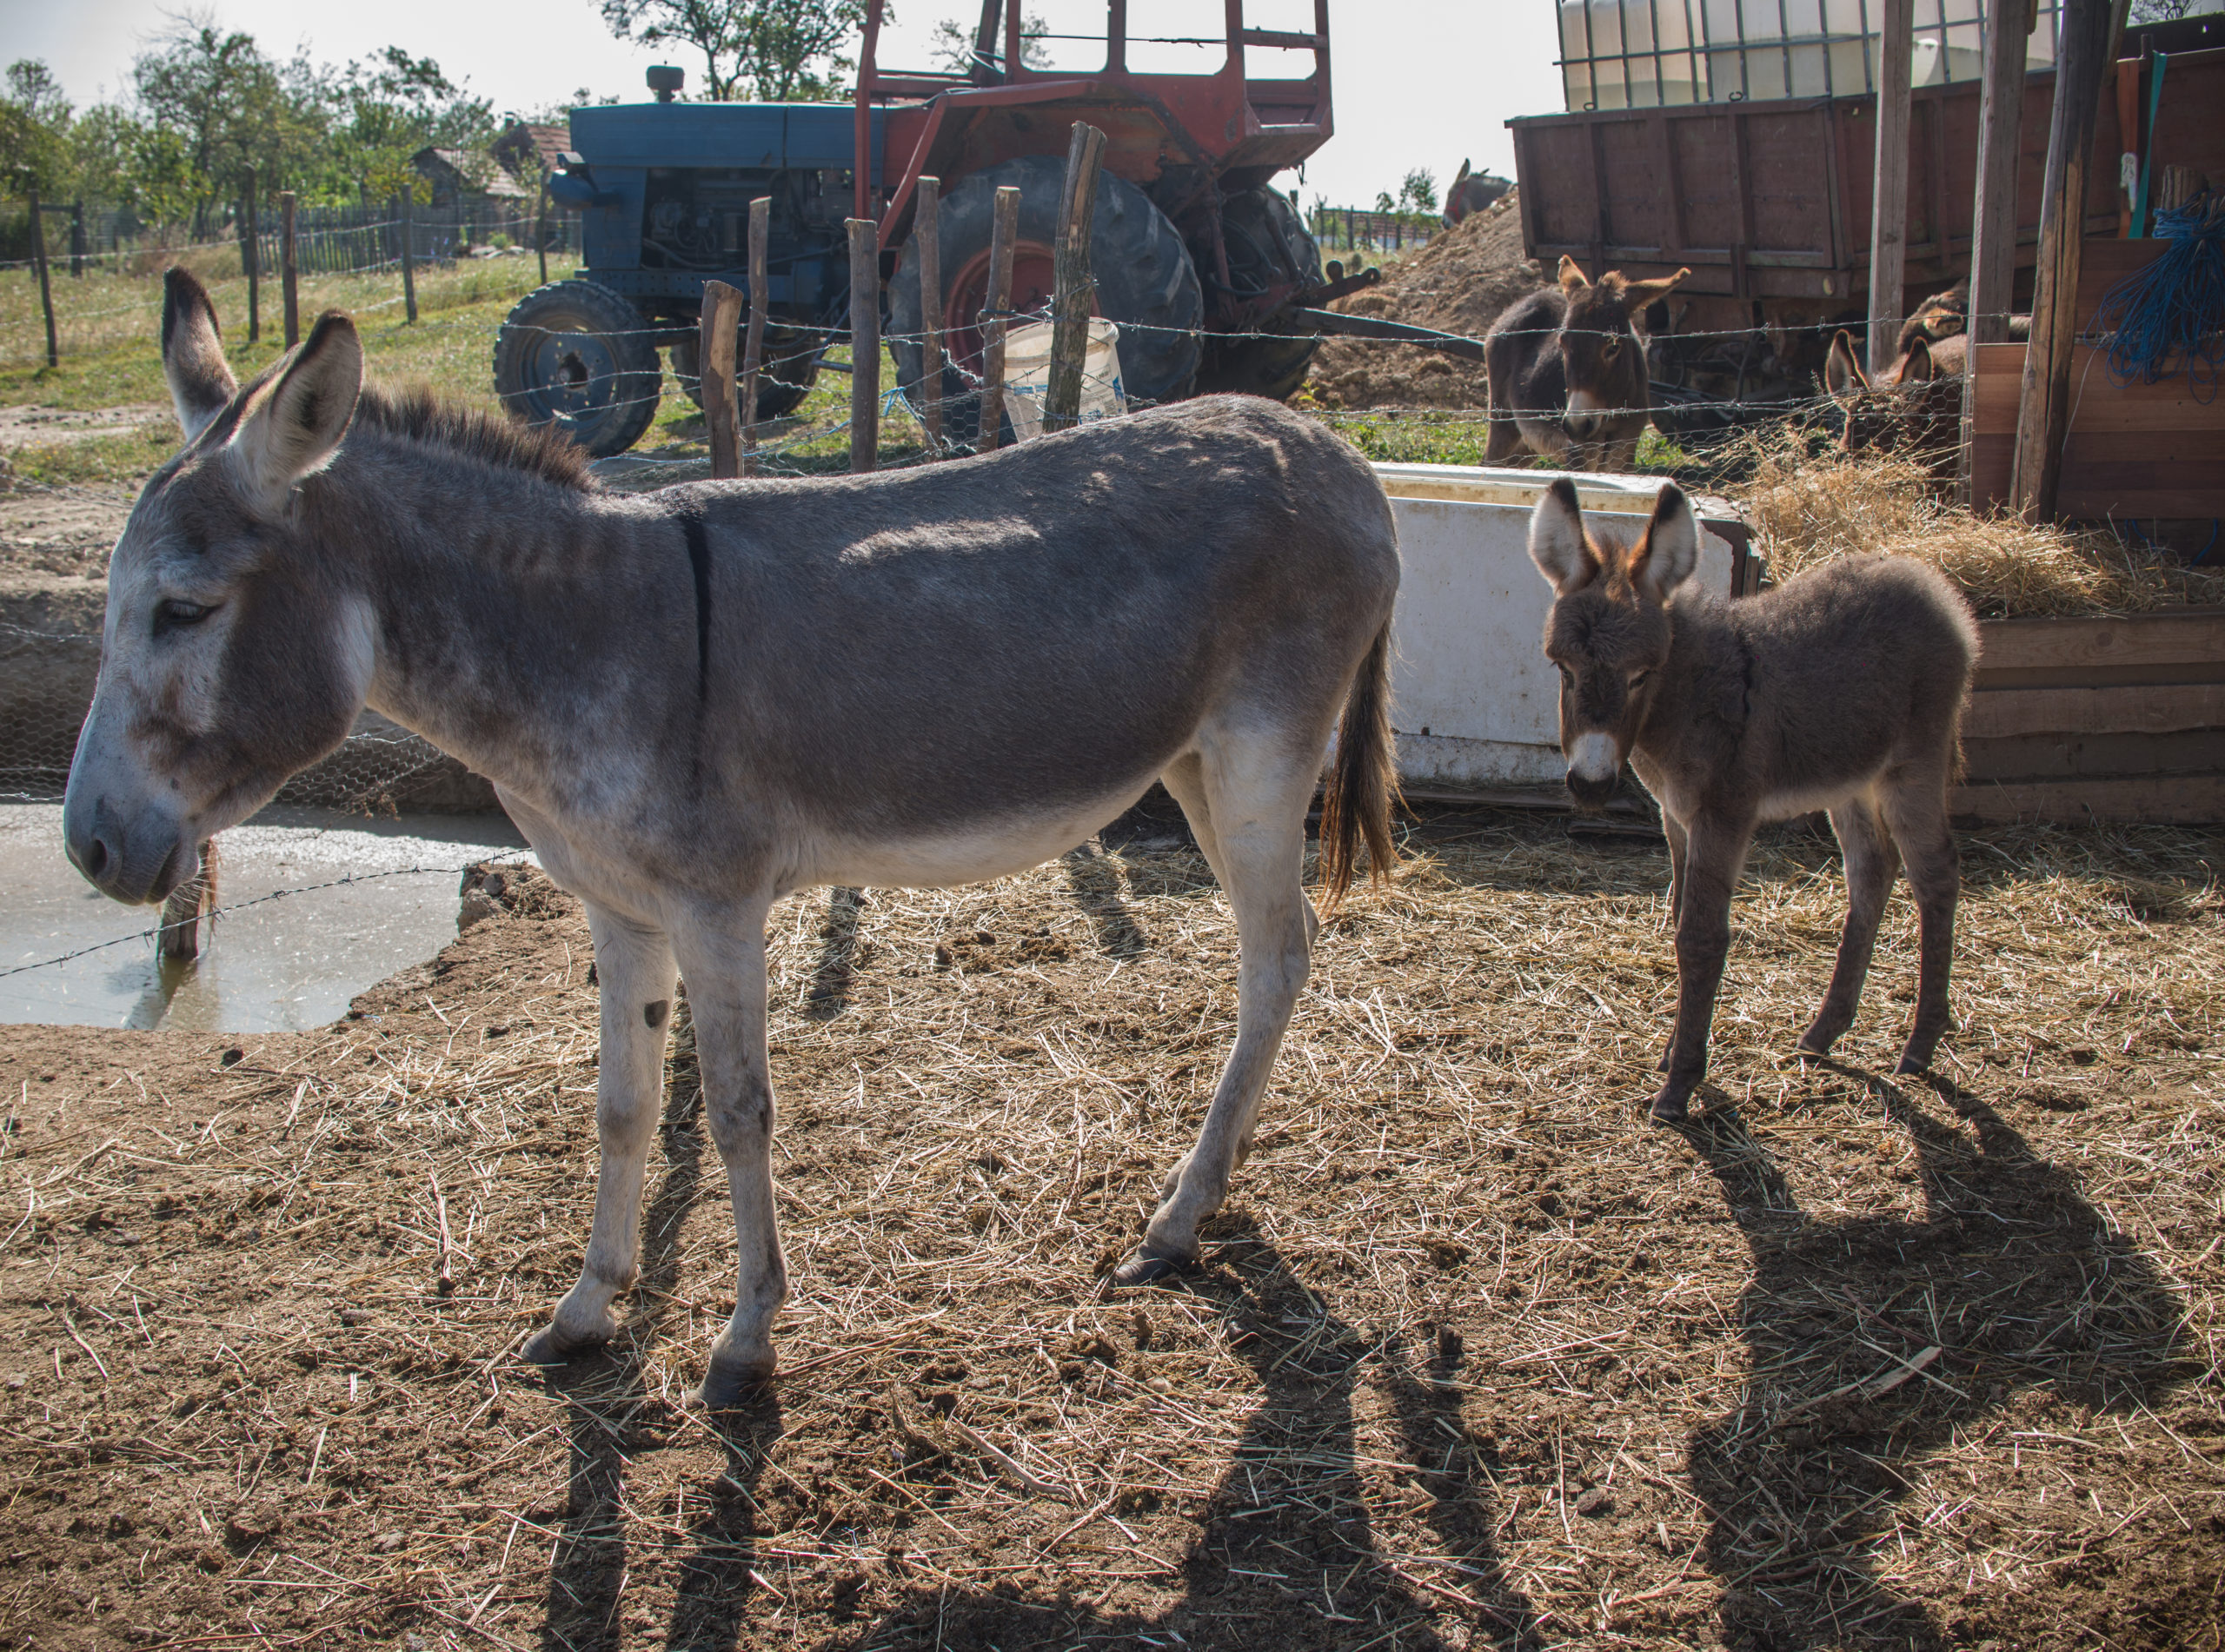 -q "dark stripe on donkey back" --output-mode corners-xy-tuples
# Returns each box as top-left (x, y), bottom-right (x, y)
(681, 509), (713, 703)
